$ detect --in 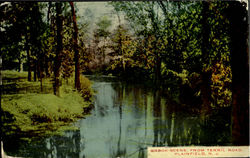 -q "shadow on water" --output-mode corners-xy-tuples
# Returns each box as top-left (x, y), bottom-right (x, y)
(3, 130), (82, 158)
(3, 75), (232, 158)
